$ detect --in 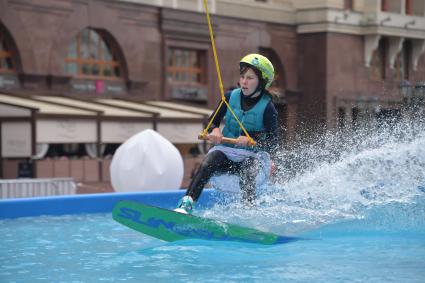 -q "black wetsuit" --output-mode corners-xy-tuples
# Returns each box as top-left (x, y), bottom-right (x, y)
(185, 89), (278, 204)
